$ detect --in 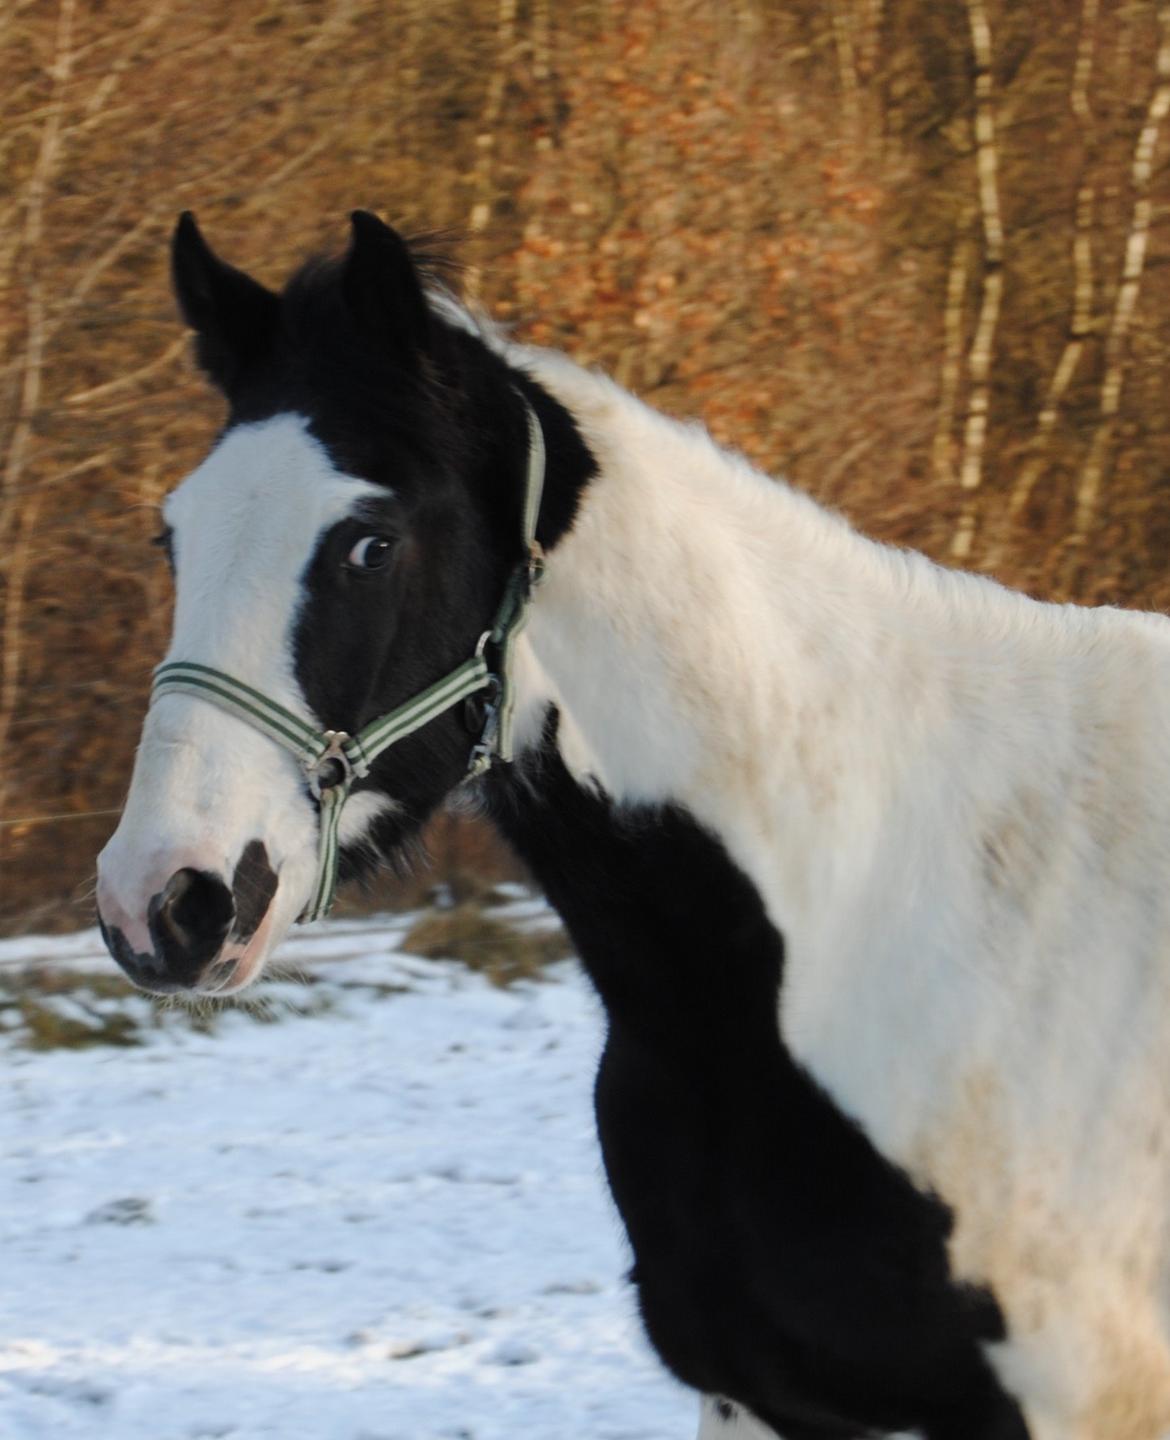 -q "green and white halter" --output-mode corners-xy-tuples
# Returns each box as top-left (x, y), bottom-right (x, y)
(151, 397), (547, 922)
